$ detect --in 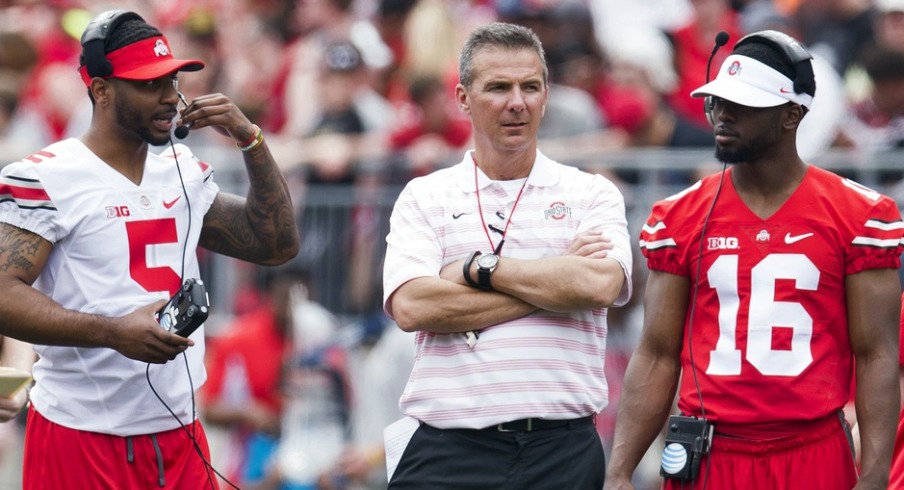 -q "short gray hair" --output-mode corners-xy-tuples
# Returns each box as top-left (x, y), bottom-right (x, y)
(458, 22), (547, 89)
